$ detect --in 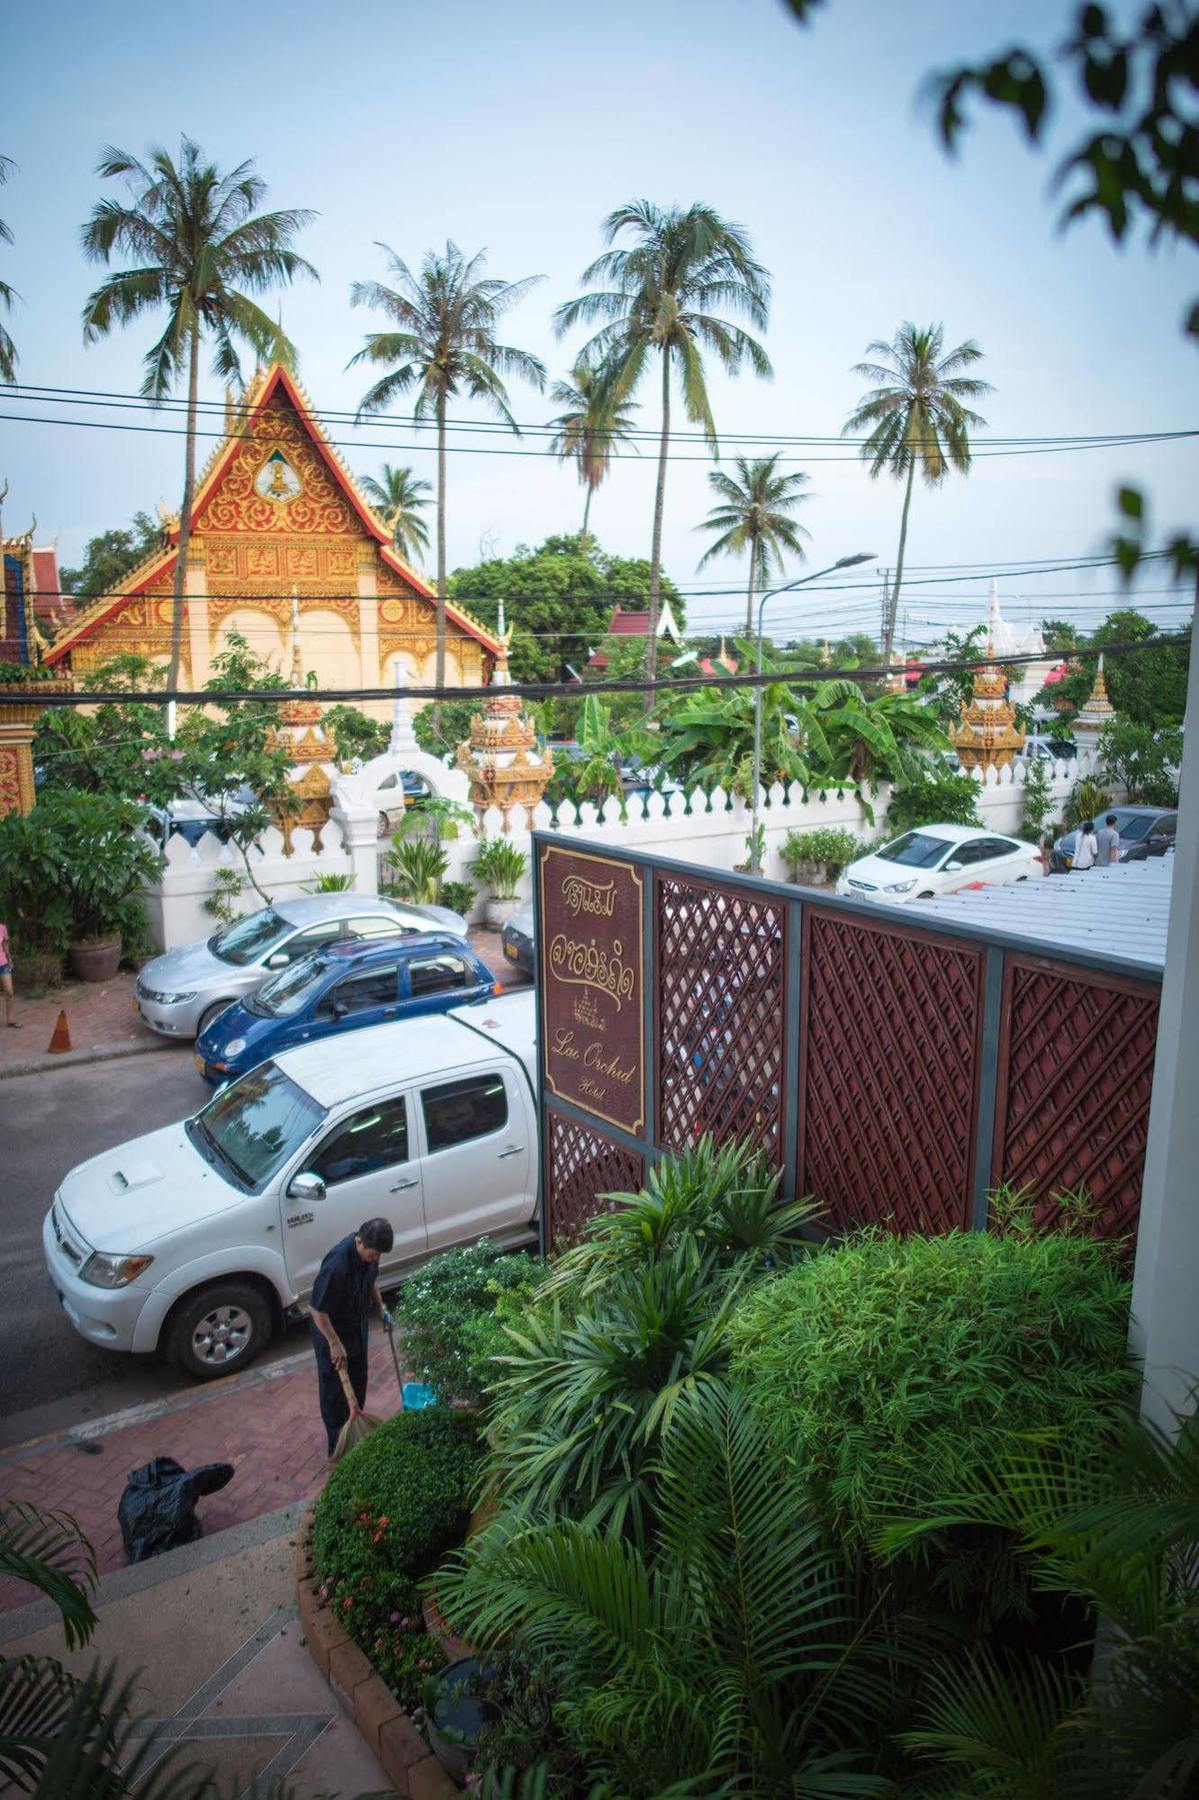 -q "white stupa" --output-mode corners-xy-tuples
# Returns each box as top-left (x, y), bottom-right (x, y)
(980, 581), (1054, 708)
